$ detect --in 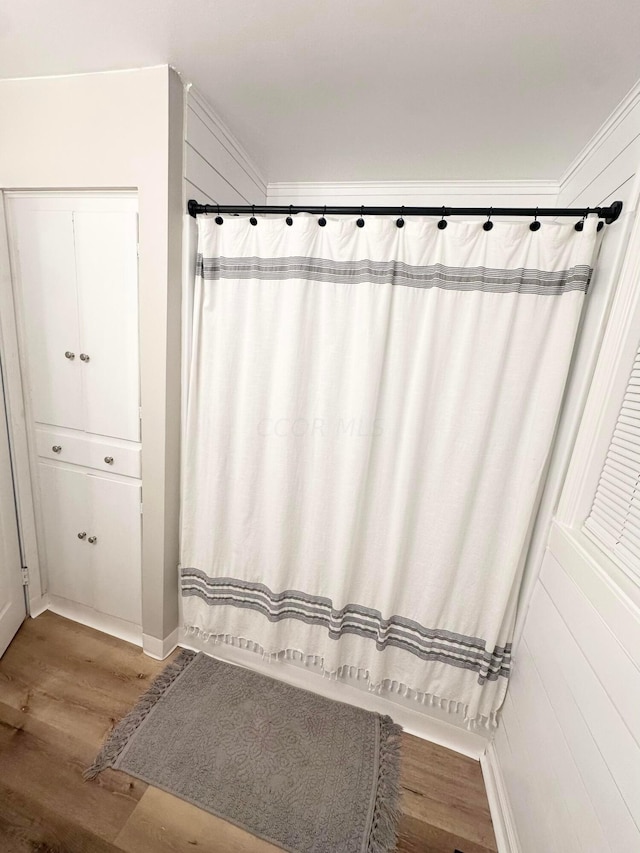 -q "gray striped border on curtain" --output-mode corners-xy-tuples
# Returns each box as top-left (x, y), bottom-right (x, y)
(196, 255), (592, 295)
(180, 569), (511, 684)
